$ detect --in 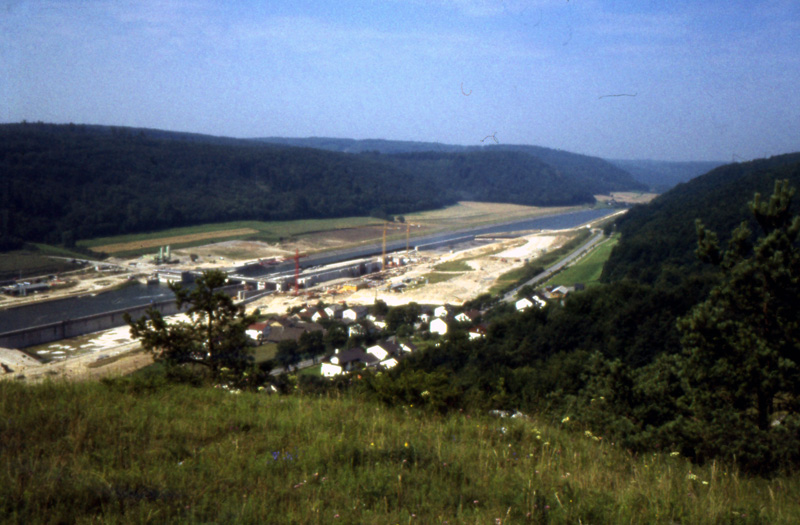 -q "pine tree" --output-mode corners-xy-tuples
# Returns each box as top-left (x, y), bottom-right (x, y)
(126, 270), (257, 382)
(677, 180), (800, 470)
